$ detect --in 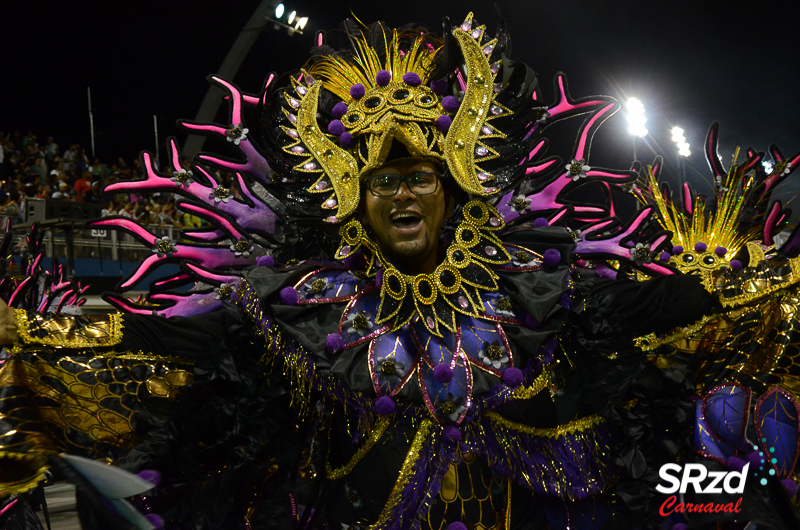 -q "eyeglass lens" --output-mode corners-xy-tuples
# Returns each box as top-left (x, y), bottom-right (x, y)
(369, 172), (440, 197)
